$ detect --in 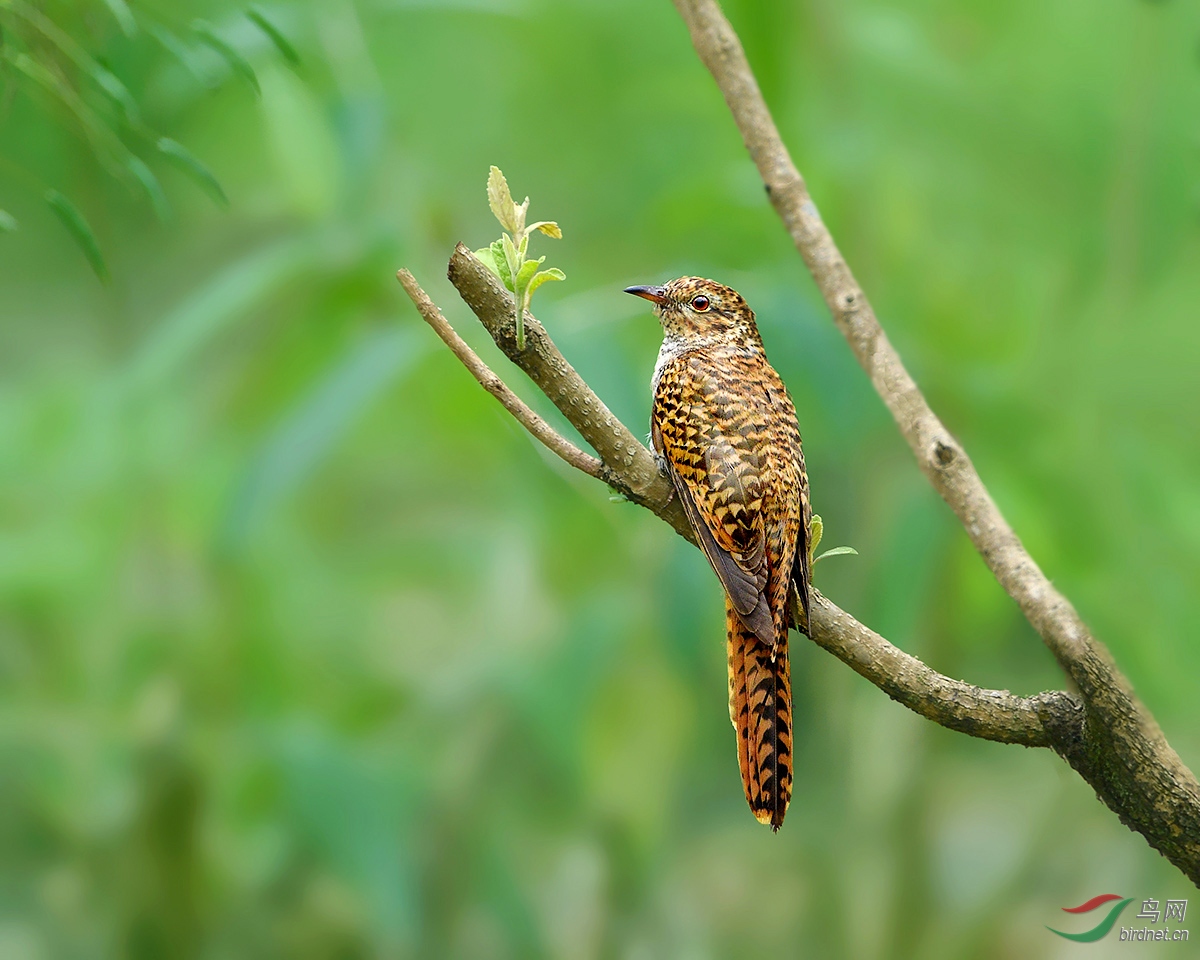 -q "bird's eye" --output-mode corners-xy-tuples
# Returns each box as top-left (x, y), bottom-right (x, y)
(691, 295), (711, 311)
